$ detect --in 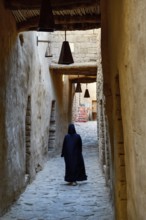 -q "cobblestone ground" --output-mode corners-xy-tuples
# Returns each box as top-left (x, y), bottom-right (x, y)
(1, 121), (113, 220)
